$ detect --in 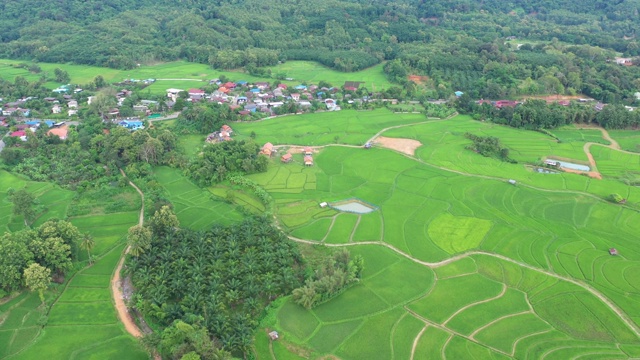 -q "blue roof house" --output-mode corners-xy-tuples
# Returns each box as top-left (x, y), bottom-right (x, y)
(119, 120), (144, 130)
(454, 91), (464, 97)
